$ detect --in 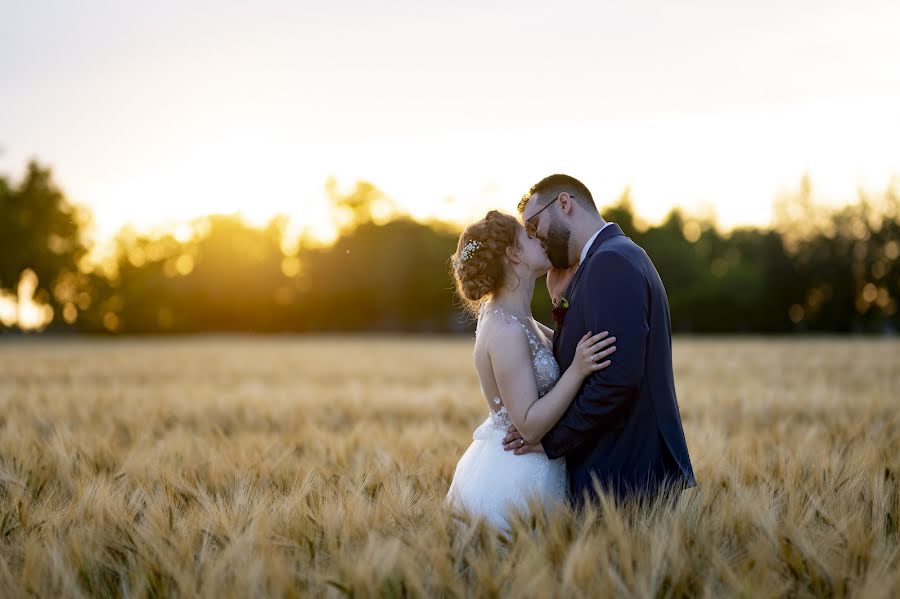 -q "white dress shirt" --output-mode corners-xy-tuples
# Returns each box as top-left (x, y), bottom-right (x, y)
(579, 221), (615, 265)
